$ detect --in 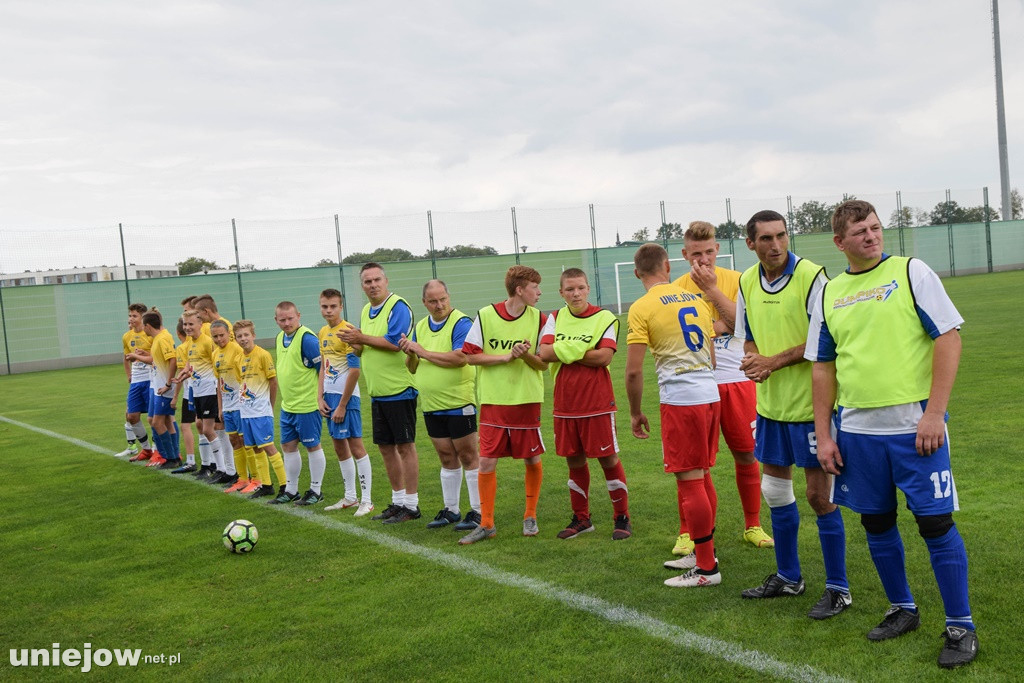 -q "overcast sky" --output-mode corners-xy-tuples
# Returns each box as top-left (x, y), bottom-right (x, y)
(1, 1), (1022, 270)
